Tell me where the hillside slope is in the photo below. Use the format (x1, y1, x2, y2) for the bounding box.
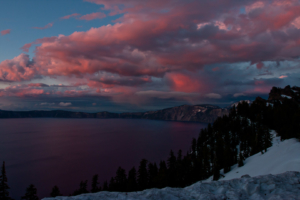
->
(206, 131, 300, 182)
(43, 133, 300, 200)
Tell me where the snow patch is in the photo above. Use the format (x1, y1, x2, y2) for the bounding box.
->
(266, 103, 274, 107)
(281, 95, 292, 99)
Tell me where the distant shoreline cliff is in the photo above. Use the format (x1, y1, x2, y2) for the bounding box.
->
(0, 104, 229, 124)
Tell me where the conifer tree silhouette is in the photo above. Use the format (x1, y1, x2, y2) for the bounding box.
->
(115, 167, 127, 192)
(0, 161, 12, 200)
(91, 174, 100, 193)
(127, 167, 137, 192)
(102, 180, 108, 191)
(137, 159, 148, 190)
(73, 180, 88, 195)
(147, 163, 158, 188)
(238, 152, 244, 167)
(167, 150, 177, 187)
(50, 185, 62, 197)
(21, 184, 38, 200)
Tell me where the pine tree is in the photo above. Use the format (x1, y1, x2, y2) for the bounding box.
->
(157, 161, 167, 188)
(167, 150, 177, 187)
(176, 150, 184, 187)
(21, 184, 38, 200)
(115, 167, 127, 192)
(102, 180, 108, 191)
(191, 138, 197, 159)
(238, 152, 244, 167)
(147, 163, 158, 188)
(0, 161, 11, 200)
(91, 174, 100, 193)
(50, 185, 62, 197)
(73, 180, 88, 195)
(212, 156, 220, 181)
(202, 145, 211, 179)
(108, 177, 116, 191)
(127, 167, 137, 192)
(137, 159, 148, 190)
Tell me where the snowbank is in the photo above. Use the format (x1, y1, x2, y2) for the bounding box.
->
(44, 172, 300, 200)
(206, 136, 300, 182)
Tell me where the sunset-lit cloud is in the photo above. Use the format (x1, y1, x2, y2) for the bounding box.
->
(279, 75, 288, 79)
(79, 12, 106, 20)
(1, 0, 300, 111)
(61, 13, 81, 20)
(233, 93, 246, 97)
(32, 22, 54, 30)
(59, 102, 72, 106)
(1, 29, 11, 36)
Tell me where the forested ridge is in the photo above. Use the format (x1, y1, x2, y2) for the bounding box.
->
(1, 86, 299, 198)
(66, 85, 299, 196)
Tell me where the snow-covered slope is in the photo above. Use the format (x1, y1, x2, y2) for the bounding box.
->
(206, 132, 300, 182)
(44, 133, 300, 200)
(44, 172, 300, 200)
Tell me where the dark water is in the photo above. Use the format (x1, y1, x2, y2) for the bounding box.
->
(0, 118, 206, 199)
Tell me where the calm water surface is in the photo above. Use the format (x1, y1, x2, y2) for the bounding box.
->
(0, 118, 206, 199)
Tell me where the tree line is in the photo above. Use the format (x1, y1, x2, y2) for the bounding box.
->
(1, 91, 299, 198)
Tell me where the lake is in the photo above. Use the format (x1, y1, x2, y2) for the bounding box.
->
(0, 118, 206, 199)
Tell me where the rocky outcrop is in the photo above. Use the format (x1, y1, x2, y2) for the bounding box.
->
(268, 85, 300, 104)
(139, 105, 229, 123)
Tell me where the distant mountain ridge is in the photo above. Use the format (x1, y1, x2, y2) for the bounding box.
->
(4, 84, 298, 124)
(7, 84, 298, 123)
(0, 104, 230, 123)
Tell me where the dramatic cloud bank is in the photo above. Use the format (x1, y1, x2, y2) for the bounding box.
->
(1, 0, 300, 111)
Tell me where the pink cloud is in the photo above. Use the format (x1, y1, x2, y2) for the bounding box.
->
(166, 72, 205, 93)
(79, 12, 106, 20)
(21, 43, 33, 52)
(212, 67, 220, 72)
(279, 75, 288, 79)
(28, 83, 49, 87)
(1, 29, 11, 36)
(32, 22, 54, 30)
(20, 36, 57, 52)
(0, 85, 45, 97)
(0, 54, 37, 81)
(0, 0, 300, 103)
(4, 0, 298, 83)
(256, 62, 264, 70)
(255, 80, 265, 85)
(245, 1, 265, 13)
(61, 13, 81, 20)
(291, 16, 300, 29)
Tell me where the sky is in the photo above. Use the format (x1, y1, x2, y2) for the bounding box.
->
(0, 0, 300, 112)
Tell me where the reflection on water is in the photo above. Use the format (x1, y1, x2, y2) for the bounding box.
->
(0, 118, 206, 199)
